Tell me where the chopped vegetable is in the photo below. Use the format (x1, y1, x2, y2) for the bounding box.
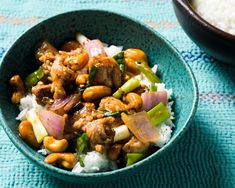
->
(138, 63, 161, 83)
(103, 111, 121, 118)
(113, 77, 140, 98)
(77, 133, 89, 153)
(85, 40, 107, 58)
(25, 66, 44, 88)
(76, 33, 89, 46)
(141, 91, 167, 111)
(113, 125, 131, 142)
(113, 51, 125, 74)
(126, 153, 145, 166)
(38, 110, 65, 139)
(26, 109, 48, 143)
(76, 133, 89, 167)
(88, 65, 97, 86)
(147, 102, 171, 126)
(121, 112, 160, 143)
(148, 83, 157, 92)
(50, 93, 81, 114)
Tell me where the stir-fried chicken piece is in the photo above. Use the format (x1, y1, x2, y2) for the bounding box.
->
(32, 82, 53, 105)
(98, 93, 142, 113)
(99, 97, 127, 112)
(123, 137, 150, 154)
(88, 56, 122, 88)
(83, 117, 115, 145)
(51, 50, 89, 99)
(36, 41, 89, 99)
(72, 103, 104, 131)
(36, 41, 58, 64)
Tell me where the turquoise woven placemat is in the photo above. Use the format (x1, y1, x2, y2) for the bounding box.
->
(0, 0, 234, 187)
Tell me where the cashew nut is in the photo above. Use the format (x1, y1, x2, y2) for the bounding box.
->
(44, 153, 77, 169)
(62, 52, 89, 71)
(19, 120, 40, 148)
(76, 74, 88, 85)
(9, 75, 25, 104)
(83, 86, 111, 102)
(43, 136, 68, 153)
(124, 93, 142, 110)
(124, 48, 148, 74)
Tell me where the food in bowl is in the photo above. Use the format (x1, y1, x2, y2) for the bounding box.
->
(9, 33, 175, 173)
(191, 0, 235, 35)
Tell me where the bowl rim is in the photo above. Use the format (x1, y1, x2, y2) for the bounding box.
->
(0, 9, 199, 181)
(174, 0, 235, 43)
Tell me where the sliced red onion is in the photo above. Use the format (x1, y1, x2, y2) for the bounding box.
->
(38, 110, 65, 139)
(50, 93, 81, 112)
(84, 39, 106, 58)
(141, 91, 167, 111)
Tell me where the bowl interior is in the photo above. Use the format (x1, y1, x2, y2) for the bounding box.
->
(0, 10, 198, 183)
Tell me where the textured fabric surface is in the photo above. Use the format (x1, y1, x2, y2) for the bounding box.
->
(0, 0, 234, 187)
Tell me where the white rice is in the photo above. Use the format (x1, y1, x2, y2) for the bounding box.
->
(37, 148, 51, 156)
(16, 94, 43, 121)
(153, 123, 172, 148)
(192, 0, 235, 35)
(72, 151, 115, 173)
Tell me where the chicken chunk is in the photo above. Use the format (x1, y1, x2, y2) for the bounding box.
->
(99, 97, 127, 112)
(83, 117, 115, 145)
(123, 137, 150, 153)
(36, 41, 58, 64)
(72, 103, 104, 131)
(31, 82, 53, 105)
(98, 93, 142, 113)
(88, 56, 121, 88)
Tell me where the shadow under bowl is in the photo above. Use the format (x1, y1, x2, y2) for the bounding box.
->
(172, 0, 235, 64)
(0, 10, 198, 183)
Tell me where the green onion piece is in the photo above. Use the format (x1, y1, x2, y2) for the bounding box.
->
(88, 65, 97, 86)
(138, 63, 161, 83)
(113, 88, 123, 99)
(148, 83, 157, 92)
(113, 77, 140, 99)
(25, 66, 44, 88)
(77, 154, 85, 167)
(126, 153, 145, 166)
(103, 111, 121, 118)
(77, 133, 89, 153)
(113, 51, 124, 59)
(113, 51, 125, 74)
(25, 110, 48, 143)
(147, 102, 171, 126)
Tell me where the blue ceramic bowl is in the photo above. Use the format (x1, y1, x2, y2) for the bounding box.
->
(0, 10, 198, 183)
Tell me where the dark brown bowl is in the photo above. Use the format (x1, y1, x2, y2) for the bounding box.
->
(172, 0, 235, 65)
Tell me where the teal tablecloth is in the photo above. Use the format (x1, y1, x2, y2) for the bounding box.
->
(0, 0, 234, 187)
